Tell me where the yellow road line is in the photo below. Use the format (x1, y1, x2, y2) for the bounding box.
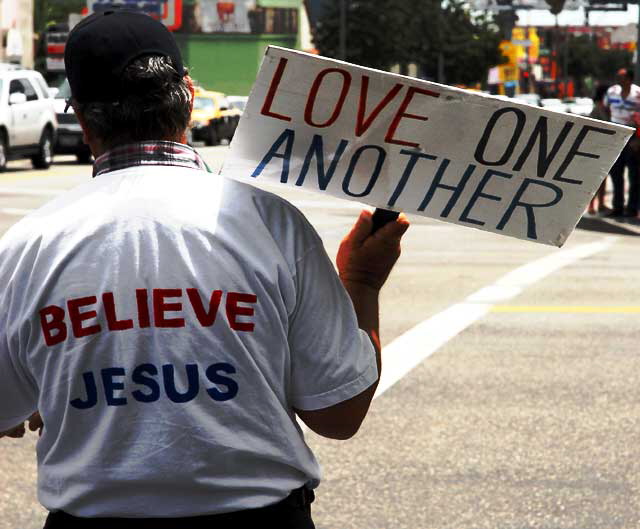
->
(491, 306, 640, 313)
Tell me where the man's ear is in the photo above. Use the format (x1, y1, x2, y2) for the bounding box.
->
(185, 75, 195, 115)
(72, 104, 91, 146)
(72, 103, 104, 157)
(178, 75, 195, 145)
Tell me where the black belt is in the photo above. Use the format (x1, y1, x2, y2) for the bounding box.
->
(280, 485, 315, 508)
(44, 487, 316, 529)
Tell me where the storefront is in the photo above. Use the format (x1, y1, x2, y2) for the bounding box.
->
(175, 3, 299, 94)
(177, 0, 307, 95)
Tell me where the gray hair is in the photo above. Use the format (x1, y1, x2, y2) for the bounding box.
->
(74, 55, 191, 148)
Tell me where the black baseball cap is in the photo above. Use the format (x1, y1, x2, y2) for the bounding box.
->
(64, 9, 185, 104)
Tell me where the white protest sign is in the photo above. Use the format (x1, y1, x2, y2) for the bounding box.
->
(223, 46, 632, 247)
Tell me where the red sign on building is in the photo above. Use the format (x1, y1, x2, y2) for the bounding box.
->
(87, 0, 183, 31)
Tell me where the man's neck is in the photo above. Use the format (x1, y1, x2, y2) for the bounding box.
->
(85, 131, 188, 159)
(92, 140, 206, 177)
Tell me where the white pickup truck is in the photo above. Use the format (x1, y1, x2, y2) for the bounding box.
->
(0, 67, 58, 171)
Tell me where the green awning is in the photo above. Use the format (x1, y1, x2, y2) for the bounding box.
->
(257, 0, 301, 8)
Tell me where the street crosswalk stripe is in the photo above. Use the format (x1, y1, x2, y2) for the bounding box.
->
(374, 237, 618, 399)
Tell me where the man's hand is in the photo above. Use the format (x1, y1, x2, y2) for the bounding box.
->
(297, 211, 409, 440)
(0, 412, 43, 440)
(337, 209, 410, 291)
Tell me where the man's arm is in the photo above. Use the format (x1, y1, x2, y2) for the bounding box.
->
(295, 210, 409, 440)
(0, 302, 40, 438)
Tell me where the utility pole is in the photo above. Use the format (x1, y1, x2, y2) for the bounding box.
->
(436, 0, 446, 83)
(554, 14, 560, 95)
(563, 25, 570, 97)
(339, 0, 347, 60)
(636, 1, 640, 82)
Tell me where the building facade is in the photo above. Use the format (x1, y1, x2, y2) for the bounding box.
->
(0, 0, 34, 68)
(171, 0, 312, 95)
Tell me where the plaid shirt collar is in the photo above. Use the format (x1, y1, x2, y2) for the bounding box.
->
(93, 141, 208, 177)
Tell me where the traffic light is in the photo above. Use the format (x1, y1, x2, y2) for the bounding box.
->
(545, 0, 566, 15)
(496, 10, 519, 40)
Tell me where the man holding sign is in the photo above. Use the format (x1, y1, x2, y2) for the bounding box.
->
(0, 10, 408, 528)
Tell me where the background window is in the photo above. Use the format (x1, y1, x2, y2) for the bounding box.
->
(9, 79, 38, 101)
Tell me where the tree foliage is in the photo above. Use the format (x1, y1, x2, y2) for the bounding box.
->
(314, 0, 505, 86)
(314, 0, 395, 70)
(34, 0, 85, 34)
(566, 34, 632, 86)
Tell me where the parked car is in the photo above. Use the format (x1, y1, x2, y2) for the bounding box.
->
(563, 97, 594, 116)
(53, 79, 92, 163)
(190, 88, 240, 146)
(540, 98, 567, 113)
(220, 97, 242, 141)
(0, 68, 57, 171)
(227, 95, 248, 114)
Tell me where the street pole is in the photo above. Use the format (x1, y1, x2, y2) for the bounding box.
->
(436, 1, 445, 83)
(339, 0, 347, 60)
(563, 25, 569, 97)
(554, 15, 559, 96)
(437, 53, 445, 84)
(636, 1, 640, 82)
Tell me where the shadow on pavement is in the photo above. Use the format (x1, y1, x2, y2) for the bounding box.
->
(576, 216, 640, 237)
(2, 166, 33, 173)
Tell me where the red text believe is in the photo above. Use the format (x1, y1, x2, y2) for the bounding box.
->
(39, 288, 258, 347)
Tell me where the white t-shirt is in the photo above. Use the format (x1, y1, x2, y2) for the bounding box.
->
(0, 166, 377, 517)
(605, 83, 640, 125)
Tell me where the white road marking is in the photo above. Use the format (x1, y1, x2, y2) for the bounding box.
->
(0, 208, 33, 216)
(0, 188, 616, 402)
(0, 187, 63, 197)
(374, 237, 617, 399)
(0, 182, 372, 214)
(0, 197, 363, 218)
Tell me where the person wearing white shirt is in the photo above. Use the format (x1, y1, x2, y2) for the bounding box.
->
(0, 10, 409, 529)
(604, 67, 640, 218)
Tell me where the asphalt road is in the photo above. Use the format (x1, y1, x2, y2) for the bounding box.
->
(1, 146, 640, 529)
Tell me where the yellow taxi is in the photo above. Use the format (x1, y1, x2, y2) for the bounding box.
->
(189, 88, 241, 146)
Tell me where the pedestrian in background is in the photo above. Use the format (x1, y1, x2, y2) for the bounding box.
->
(0, 10, 409, 528)
(604, 67, 640, 218)
(588, 84, 611, 215)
